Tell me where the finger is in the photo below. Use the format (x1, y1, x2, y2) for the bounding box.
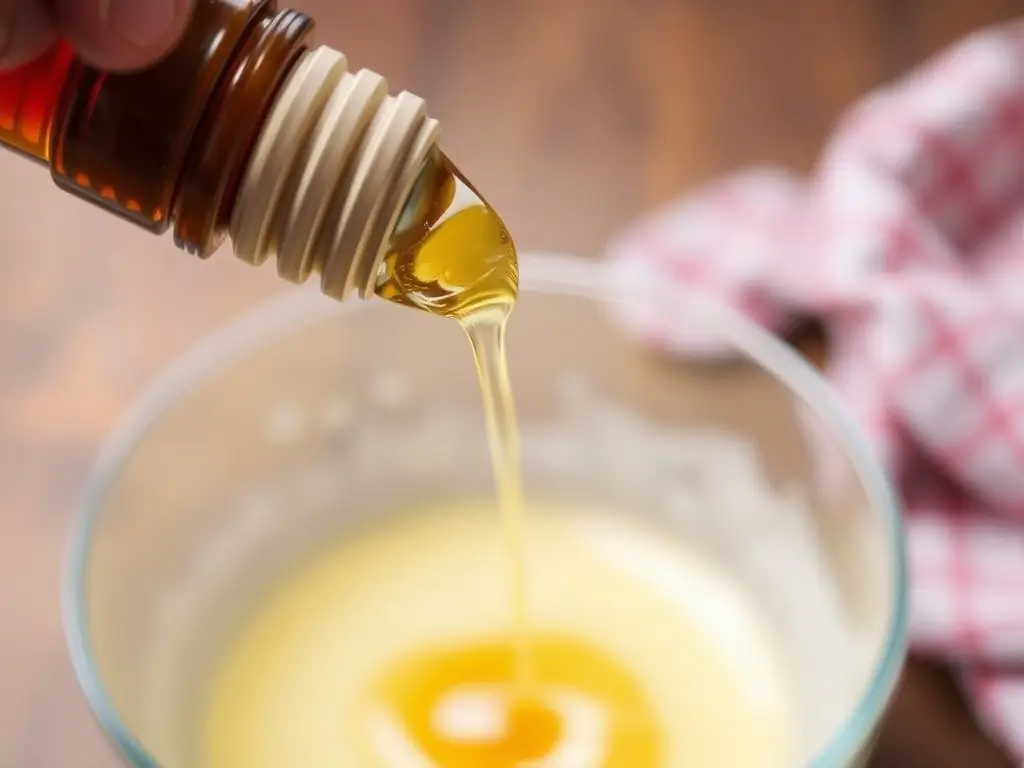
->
(0, 1, 58, 69)
(55, 0, 194, 71)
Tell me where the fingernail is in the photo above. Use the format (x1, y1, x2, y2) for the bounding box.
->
(100, 0, 177, 48)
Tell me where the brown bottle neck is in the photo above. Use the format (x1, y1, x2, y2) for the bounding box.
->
(45, 1, 306, 241)
(173, 6, 314, 258)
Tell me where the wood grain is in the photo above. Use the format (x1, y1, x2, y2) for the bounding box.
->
(0, 0, 1019, 765)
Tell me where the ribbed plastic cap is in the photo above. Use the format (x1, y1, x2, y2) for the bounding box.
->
(230, 46, 440, 300)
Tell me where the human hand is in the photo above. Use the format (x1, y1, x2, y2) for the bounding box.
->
(0, 0, 193, 70)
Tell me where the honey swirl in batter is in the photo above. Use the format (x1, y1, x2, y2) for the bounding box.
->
(372, 149, 661, 765)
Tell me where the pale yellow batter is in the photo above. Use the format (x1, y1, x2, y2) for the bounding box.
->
(202, 500, 796, 767)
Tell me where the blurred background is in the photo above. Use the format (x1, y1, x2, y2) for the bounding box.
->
(0, 0, 1021, 765)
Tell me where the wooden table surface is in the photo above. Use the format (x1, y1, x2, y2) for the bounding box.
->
(0, 1, 1020, 765)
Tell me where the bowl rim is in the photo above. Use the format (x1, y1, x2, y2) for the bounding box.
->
(63, 251, 907, 767)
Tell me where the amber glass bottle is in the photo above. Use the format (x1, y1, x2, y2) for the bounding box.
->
(0, 0, 441, 302)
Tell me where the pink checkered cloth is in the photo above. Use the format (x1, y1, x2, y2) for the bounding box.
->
(607, 20, 1024, 759)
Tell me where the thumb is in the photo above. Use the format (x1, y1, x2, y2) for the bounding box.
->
(57, 0, 194, 71)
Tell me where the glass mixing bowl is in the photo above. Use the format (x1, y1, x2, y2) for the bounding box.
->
(64, 253, 906, 767)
